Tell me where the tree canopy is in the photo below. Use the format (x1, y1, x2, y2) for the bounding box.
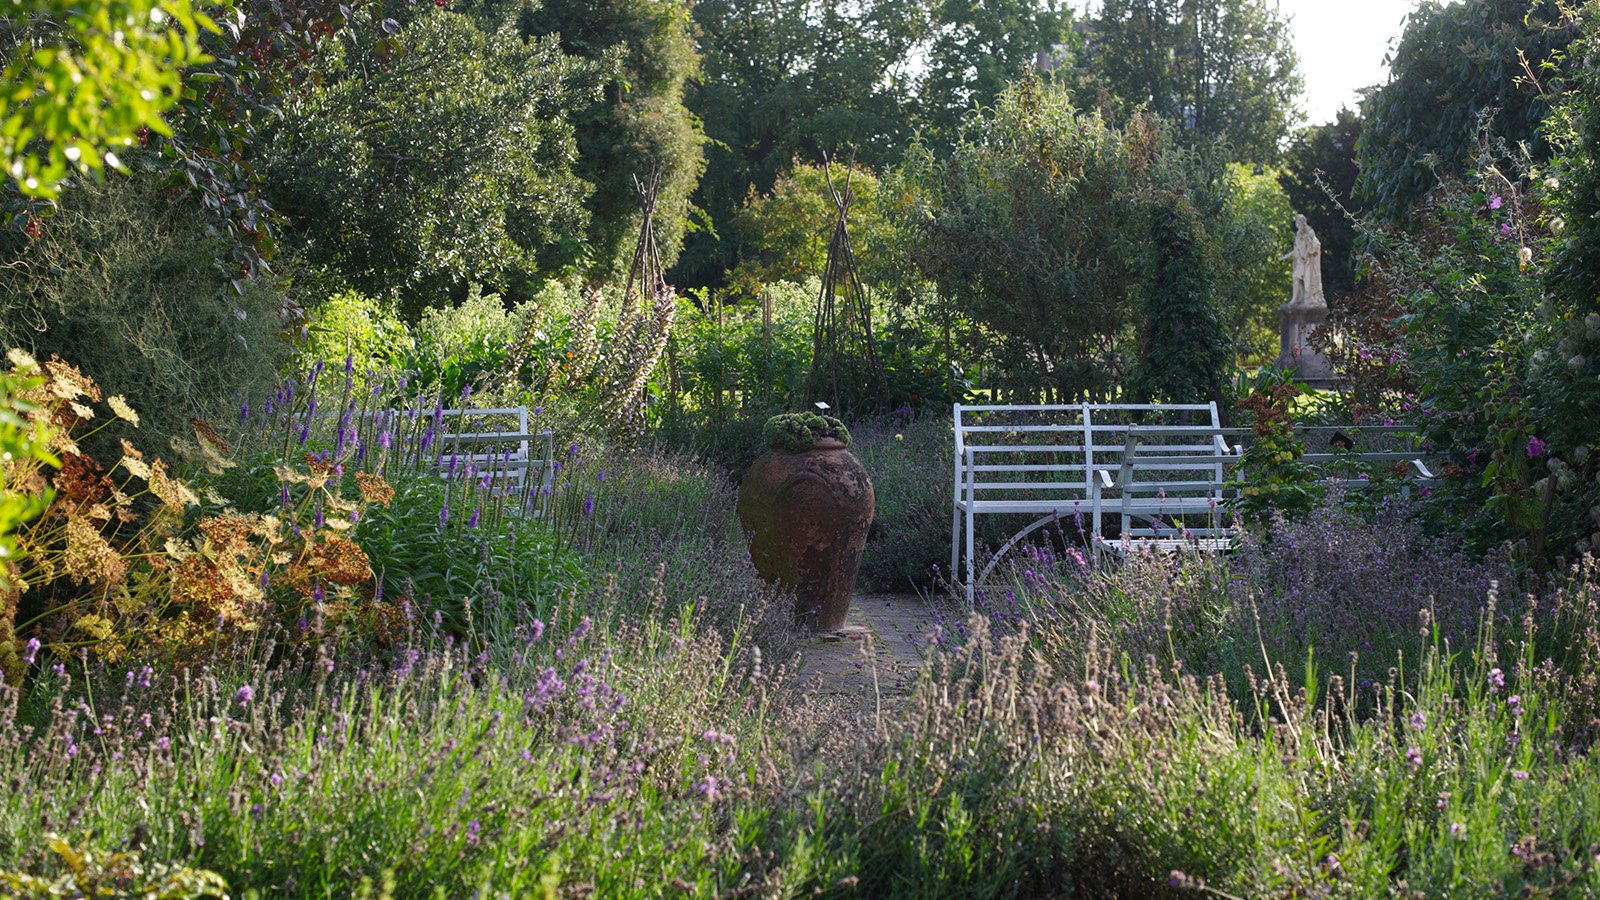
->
(260, 5, 599, 313)
(1357, 0, 1580, 221)
(524, 0, 704, 282)
(1080, 0, 1301, 164)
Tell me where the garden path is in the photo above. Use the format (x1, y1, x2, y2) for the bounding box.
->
(796, 593, 952, 701)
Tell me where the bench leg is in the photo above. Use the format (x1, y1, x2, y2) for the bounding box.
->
(964, 504, 975, 605)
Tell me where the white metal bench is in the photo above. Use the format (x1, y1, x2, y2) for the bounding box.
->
(951, 406, 1440, 602)
(951, 402, 1235, 602)
(1088, 422, 1241, 563)
(1291, 424, 1437, 496)
(429, 406, 554, 507)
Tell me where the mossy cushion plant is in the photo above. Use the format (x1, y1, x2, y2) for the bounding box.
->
(762, 413, 851, 453)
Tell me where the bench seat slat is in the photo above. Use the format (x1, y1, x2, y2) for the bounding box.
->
(963, 481, 1092, 491)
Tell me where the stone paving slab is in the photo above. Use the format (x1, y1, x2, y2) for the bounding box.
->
(796, 593, 955, 699)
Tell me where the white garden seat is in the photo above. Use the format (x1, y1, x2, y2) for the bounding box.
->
(1087, 423, 1241, 563)
(950, 405, 1443, 602)
(951, 402, 1236, 602)
(431, 406, 554, 508)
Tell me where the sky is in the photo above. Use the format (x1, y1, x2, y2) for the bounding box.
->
(1279, 0, 1434, 124)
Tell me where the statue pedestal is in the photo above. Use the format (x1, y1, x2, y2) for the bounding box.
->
(1277, 300, 1337, 388)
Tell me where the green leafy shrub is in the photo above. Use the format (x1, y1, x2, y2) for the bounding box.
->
(0, 176, 290, 453)
(350, 472, 582, 637)
(301, 290, 414, 387)
(260, 7, 599, 311)
(761, 412, 850, 453)
(404, 284, 535, 401)
(1227, 367, 1323, 520)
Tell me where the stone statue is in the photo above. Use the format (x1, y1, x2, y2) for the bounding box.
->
(1280, 213, 1325, 307)
(1277, 213, 1336, 385)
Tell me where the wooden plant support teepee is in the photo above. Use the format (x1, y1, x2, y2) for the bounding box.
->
(807, 155, 886, 415)
(593, 170, 675, 440)
(490, 171, 676, 442)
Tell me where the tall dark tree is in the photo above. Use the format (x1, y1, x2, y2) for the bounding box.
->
(1278, 107, 1365, 297)
(918, 0, 1077, 150)
(1357, 0, 1580, 221)
(678, 0, 932, 291)
(1133, 193, 1229, 404)
(1082, 0, 1301, 163)
(524, 0, 705, 282)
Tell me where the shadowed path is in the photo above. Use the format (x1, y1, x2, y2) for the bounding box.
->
(796, 593, 953, 700)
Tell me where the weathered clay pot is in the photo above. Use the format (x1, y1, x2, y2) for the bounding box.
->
(737, 437, 875, 632)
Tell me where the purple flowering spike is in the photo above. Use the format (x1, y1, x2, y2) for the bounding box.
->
(583, 494, 595, 517)
(440, 503, 450, 529)
(468, 506, 481, 529)
(22, 637, 40, 665)
(235, 685, 254, 706)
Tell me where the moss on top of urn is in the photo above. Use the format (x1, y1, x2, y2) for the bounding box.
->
(763, 412, 851, 453)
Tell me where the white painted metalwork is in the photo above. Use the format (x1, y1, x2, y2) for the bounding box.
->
(433, 406, 555, 511)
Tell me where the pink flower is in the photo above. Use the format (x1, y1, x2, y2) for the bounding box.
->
(1488, 193, 1503, 210)
(1526, 437, 1549, 458)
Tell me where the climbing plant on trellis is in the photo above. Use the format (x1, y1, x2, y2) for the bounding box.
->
(494, 171, 676, 441)
(806, 156, 886, 415)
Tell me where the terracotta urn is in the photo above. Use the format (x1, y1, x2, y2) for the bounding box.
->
(738, 435, 875, 632)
